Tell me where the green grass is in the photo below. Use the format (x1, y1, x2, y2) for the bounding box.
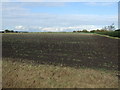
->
(95, 33, 120, 39)
(96, 31, 120, 38)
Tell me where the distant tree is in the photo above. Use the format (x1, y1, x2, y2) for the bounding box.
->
(0, 31, 4, 33)
(4, 29, 10, 33)
(4, 29, 15, 33)
(100, 29, 108, 32)
(95, 29, 100, 32)
(90, 29, 105, 33)
(115, 29, 120, 31)
(102, 26, 108, 31)
(73, 31, 76, 32)
(102, 23, 115, 31)
(81, 29, 88, 33)
(90, 30, 95, 33)
(15, 31, 18, 33)
(11, 30, 14, 33)
(77, 31, 81, 33)
(109, 23, 115, 31)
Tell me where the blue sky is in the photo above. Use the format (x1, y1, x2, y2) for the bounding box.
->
(26, 2, 117, 15)
(1, 2, 118, 32)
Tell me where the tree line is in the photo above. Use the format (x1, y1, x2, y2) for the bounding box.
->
(73, 23, 118, 33)
(0, 29, 28, 33)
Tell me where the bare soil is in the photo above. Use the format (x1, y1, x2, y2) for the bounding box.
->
(2, 33, 119, 70)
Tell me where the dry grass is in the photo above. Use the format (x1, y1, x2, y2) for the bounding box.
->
(0, 60, 2, 89)
(2, 58, 118, 88)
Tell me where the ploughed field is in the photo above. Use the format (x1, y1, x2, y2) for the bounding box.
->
(2, 33, 119, 70)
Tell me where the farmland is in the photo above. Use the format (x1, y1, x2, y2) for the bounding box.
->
(2, 33, 119, 88)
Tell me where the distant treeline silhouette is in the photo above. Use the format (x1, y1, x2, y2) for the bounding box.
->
(0, 29, 28, 33)
(73, 29, 120, 33)
(73, 29, 120, 38)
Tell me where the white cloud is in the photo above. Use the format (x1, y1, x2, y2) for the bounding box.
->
(66, 25, 103, 31)
(42, 28, 56, 32)
(15, 26, 26, 30)
(3, 12, 117, 31)
(40, 27, 62, 32)
(37, 25, 103, 32)
(12, 24, 115, 32)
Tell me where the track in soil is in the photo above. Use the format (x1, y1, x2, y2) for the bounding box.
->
(2, 33, 119, 70)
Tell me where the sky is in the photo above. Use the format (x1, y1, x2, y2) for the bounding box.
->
(1, 1, 119, 32)
(118, 2, 120, 29)
(1, 0, 120, 2)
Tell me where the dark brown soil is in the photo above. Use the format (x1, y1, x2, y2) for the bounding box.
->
(2, 33, 119, 70)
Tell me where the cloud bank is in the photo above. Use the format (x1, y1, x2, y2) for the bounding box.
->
(13, 25, 103, 32)
(2, 2, 118, 32)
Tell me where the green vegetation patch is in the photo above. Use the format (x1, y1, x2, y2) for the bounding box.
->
(96, 31, 120, 38)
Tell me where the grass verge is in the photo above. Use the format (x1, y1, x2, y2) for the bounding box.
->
(95, 33, 120, 39)
(2, 58, 118, 88)
(95, 31, 120, 39)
